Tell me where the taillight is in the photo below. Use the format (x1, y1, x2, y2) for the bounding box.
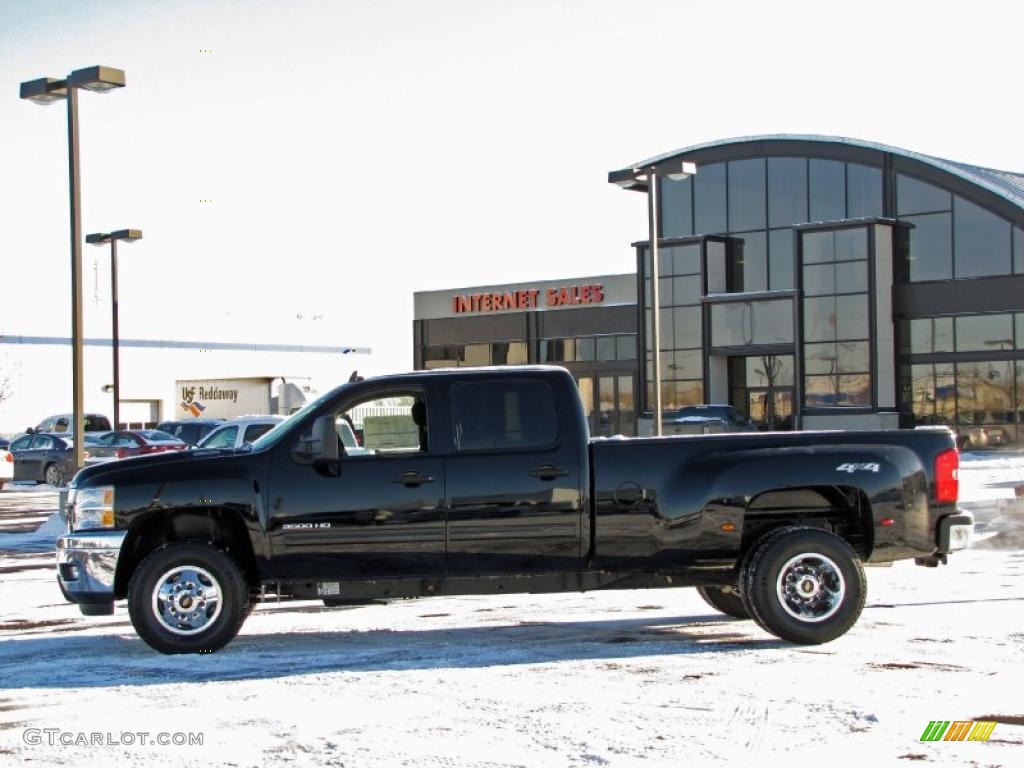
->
(935, 448, 959, 504)
(3, 452, 12, 463)
(115, 449, 126, 459)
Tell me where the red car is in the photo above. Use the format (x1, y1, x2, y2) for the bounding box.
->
(85, 430, 186, 463)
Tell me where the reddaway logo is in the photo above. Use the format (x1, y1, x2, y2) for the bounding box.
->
(920, 720, 996, 742)
(180, 386, 206, 418)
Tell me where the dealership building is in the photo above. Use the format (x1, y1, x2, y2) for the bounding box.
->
(415, 135, 1024, 444)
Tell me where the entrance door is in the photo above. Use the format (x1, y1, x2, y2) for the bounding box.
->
(746, 387, 794, 430)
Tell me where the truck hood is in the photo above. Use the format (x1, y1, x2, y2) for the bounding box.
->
(71, 446, 249, 488)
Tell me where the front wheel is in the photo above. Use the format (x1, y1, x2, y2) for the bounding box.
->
(696, 585, 749, 619)
(740, 526, 866, 644)
(128, 542, 250, 654)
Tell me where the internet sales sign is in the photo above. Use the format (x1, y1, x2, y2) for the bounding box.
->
(452, 283, 605, 314)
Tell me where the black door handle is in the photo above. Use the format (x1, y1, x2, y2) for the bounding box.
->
(392, 470, 434, 487)
(528, 464, 569, 480)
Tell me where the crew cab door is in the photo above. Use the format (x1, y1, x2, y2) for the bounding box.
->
(266, 383, 445, 581)
(443, 376, 584, 574)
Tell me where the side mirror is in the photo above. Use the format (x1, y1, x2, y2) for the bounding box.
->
(293, 414, 340, 466)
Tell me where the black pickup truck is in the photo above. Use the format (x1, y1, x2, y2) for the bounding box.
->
(58, 366, 972, 654)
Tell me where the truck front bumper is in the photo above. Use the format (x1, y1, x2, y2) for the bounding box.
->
(56, 530, 126, 616)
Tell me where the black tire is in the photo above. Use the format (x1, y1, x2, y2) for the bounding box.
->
(128, 541, 250, 654)
(44, 463, 63, 487)
(57, 575, 74, 603)
(739, 526, 866, 645)
(696, 585, 749, 619)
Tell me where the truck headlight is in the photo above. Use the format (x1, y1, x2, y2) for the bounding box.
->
(73, 486, 116, 530)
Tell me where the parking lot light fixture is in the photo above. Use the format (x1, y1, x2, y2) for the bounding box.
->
(20, 65, 126, 473)
(87, 229, 143, 430)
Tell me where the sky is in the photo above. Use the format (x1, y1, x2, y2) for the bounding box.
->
(1, 0, 1023, 379)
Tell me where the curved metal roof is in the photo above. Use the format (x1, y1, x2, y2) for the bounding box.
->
(610, 134, 1024, 211)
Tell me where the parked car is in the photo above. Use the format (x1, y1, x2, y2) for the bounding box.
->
(0, 448, 12, 489)
(85, 430, 186, 464)
(29, 413, 112, 434)
(662, 405, 759, 435)
(155, 419, 225, 448)
(9, 432, 105, 486)
(59, 366, 970, 654)
(196, 416, 284, 449)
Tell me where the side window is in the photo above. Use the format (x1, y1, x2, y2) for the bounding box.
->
(450, 380, 558, 452)
(11, 436, 32, 451)
(99, 433, 117, 446)
(114, 434, 136, 447)
(54, 418, 69, 433)
(243, 424, 274, 443)
(337, 392, 425, 456)
(203, 426, 238, 448)
(30, 436, 53, 450)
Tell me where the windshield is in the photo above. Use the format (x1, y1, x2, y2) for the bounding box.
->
(248, 384, 347, 451)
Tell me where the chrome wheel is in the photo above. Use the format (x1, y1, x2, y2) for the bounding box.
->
(151, 565, 223, 635)
(775, 552, 845, 623)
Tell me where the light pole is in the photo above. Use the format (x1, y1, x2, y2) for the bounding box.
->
(20, 66, 126, 472)
(632, 161, 697, 436)
(87, 229, 143, 429)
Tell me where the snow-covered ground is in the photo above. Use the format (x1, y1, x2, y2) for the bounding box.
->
(0, 457, 1021, 767)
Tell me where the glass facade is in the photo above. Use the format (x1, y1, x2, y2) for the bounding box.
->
(626, 137, 1024, 438)
(800, 227, 872, 408)
(423, 341, 528, 368)
(642, 243, 703, 409)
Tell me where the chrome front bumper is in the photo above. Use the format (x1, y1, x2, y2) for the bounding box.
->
(56, 530, 126, 614)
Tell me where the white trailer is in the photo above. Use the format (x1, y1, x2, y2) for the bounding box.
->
(174, 377, 308, 420)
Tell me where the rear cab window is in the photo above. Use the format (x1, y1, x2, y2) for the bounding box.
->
(449, 379, 558, 452)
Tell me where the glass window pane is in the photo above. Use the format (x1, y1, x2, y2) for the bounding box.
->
(711, 302, 747, 347)
(804, 374, 870, 407)
(617, 376, 635, 437)
(835, 227, 868, 261)
(955, 314, 1014, 352)
(897, 174, 951, 215)
(908, 317, 954, 354)
(804, 296, 836, 342)
(658, 276, 673, 307)
(672, 306, 702, 349)
(835, 260, 868, 294)
(450, 380, 558, 451)
(768, 157, 807, 228)
(669, 349, 703, 379)
(745, 355, 794, 387)
(575, 337, 595, 361)
(659, 308, 673, 350)
(1017, 314, 1024, 350)
(597, 376, 616, 437)
(809, 159, 845, 222)
(616, 335, 637, 360)
(803, 230, 834, 264)
(953, 197, 1012, 278)
(752, 299, 793, 344)
(508, 341, 527, 365)
(661, 176, 693, 239)
(577, 376, 594, 433)
(956, 360, 1015, 426)
(1015, 227, 1024, 274)
(836, 340, 870, 373)
(596, 336, 617, 362)
(838, 374, 871, 406)
(769, 228, 795, 289)
(694, 162, 727, 234)
(672, 244, 702, 275)
(804, 342, 838, 375)
(904, 213, 952, 281)
(728, 158, 766, 232)
(732, 231, 767, 292)
(835, 294, 870, 340)
(672, 274, 702, 305)
(463, 343, 490, 366)
(803, 264, 835, 297)
(846, 164, 883, 218)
